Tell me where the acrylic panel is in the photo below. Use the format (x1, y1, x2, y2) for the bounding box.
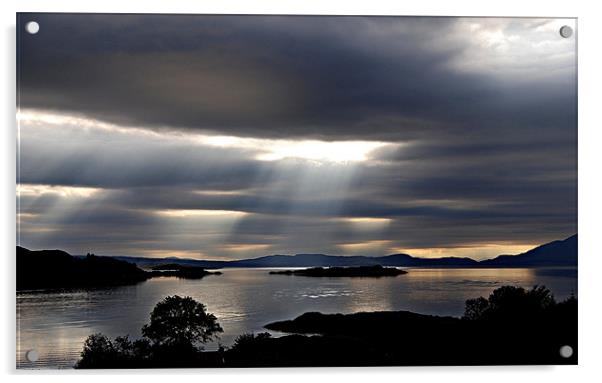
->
(16, 13, 577, 369)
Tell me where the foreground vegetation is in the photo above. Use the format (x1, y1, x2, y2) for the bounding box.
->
(76, 296, 224, 368)
(75, 285, 577, 368)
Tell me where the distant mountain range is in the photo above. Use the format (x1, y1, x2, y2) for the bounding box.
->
(111, 234, 577, 269)
(479, 234, 577, 267)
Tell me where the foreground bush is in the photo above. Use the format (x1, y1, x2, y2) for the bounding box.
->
(76, 295, 223, 368)
(463, 285, 569, 321)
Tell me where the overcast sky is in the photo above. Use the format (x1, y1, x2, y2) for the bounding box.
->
(17, 14, 576, 260)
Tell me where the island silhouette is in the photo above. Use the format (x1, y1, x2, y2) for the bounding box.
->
(269, 265, 407, 277)
(149, 264, 222, 279)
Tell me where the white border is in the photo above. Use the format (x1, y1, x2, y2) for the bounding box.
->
(2, 1, 602, 382)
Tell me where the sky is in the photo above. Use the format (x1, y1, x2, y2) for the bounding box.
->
(17, 14, 577, 260)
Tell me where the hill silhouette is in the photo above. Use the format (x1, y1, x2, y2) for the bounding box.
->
(17, 246, 149, 290)
(109, 256, 230, 269)
(111, 234, 577, 269)
(113, 252, 480, 269)
(479, 234, 577, 267)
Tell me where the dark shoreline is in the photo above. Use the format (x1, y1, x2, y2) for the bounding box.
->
(16, 246, 221, 291)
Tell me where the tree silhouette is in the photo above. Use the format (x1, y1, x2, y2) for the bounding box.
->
(76, 333, 118, 368)
(463, 285, 556, 321)
(231, 332, 272, 351)
(463, 296, 489, 320)
(141, 295, 223, 347)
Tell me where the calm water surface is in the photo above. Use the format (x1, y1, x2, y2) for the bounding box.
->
(16, 267, 577, 369)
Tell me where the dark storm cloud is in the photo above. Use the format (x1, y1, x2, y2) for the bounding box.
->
(19, 134, 264, 189)
(105, 186, 559, 221)
(18, 14, 575, 141)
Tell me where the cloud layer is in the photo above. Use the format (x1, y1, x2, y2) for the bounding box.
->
(17, 14, 577, 259)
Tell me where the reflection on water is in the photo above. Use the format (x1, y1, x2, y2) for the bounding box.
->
(16, 267, 577, 369)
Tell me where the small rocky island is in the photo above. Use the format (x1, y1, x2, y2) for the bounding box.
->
(149, 263, 222, 279)
(269, 265, 407, 277)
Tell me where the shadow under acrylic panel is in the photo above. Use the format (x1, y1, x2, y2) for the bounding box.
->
(16, 13, 577, 369)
